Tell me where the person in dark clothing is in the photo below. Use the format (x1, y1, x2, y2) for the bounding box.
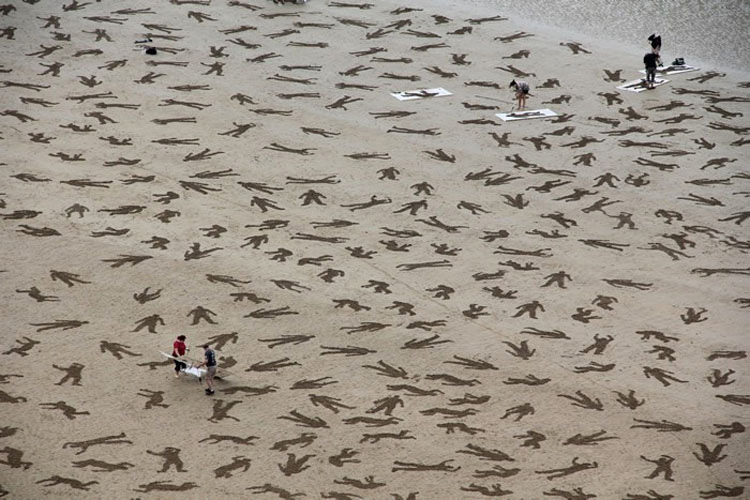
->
(648, 33, 661, 55)
(643, 52, 660, 89)
(171, 335, 188, 378)
(197, 344, 217, 395)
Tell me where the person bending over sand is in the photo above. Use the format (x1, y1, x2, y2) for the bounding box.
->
(510, 79, 530, 110)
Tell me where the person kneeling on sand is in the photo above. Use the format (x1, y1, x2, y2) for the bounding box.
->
(510, 79, 530, 110)
(197, 344, 217, 395)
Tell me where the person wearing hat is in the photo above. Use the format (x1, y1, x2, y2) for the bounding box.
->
(171, 335, 188, 378)
(197, 344, 217, 395)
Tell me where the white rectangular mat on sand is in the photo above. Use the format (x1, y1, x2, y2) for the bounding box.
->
(391, 87, 452, 101)
(496, 108, 557, 121)
(639, 65, 698, 76)
(617, 78, 669, 93)
(184, 366, 205, 378)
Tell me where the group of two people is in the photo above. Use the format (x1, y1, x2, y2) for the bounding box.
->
(643, 33, 663, 89)
(509, 33, 665, 110)
(172, 335, 217, 395)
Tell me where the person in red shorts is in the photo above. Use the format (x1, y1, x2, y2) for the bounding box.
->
(172, 335, 188, 378)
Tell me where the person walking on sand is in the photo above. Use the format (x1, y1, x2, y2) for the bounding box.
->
(643, 51, 660, 89)
(510, 79, 530, 110)
(172, 335, 188, 378)
(197, 344, 217, 395)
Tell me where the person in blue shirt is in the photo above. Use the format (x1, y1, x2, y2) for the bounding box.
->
(198, 344, 217, 395)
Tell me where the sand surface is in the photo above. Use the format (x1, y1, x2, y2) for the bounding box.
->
(0, 0, 749, 499)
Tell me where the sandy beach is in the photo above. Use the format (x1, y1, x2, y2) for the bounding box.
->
(1, 0, 748, 498)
